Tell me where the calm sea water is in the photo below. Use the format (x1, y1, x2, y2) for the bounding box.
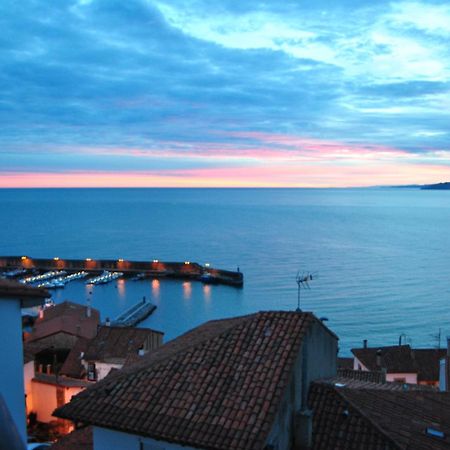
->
(1, 188, 450, 354)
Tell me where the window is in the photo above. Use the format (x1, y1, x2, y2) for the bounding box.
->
(393, 377, 406, 383)
(56, 387, 65, 408)
(87, 362, 97, 381)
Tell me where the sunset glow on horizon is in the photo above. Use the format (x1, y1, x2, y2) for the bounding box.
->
(1, 0, 450, 187)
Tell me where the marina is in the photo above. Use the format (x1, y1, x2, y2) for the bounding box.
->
(86, 271, 124, 285)
(0, 256, 244, 287)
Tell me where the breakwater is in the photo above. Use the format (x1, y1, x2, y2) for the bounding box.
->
(0, 256, 243, 287)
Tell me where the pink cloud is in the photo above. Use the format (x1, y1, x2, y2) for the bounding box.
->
(1, 160, 450, 188)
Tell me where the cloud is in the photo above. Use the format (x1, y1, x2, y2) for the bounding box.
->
(1, 0, 450, 186)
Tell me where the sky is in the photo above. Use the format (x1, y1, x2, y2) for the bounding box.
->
(1, 0, 450, 187)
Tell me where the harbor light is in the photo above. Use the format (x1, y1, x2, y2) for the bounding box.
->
(205, 263, 210, 267)
(184, 261, 190, 265)
(86, 258, 92, 262)
(153, 259, 159, 263)
(53, 257, 60, 261)
(118, 259, 124, 262)
(21, 256, 27, 260)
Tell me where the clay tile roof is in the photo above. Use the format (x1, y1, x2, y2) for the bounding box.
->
(55, 311, 321, 450)
(59, 338, 90, 379)
(413, 349, 447, 382)
(318, 376, 435, 391)
(0, 279, 48, 307)
(337, 357, 354, 370)
(352, 345, 446, 382)
(50, 426, 93, 450)
(83, 326, 163, 364)
(337, 368, 386, 384)
(309, 382, 450, 450)
(352, 345, 417, 373)
(27, 301, 100, 342)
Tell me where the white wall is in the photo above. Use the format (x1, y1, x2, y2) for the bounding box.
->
(24, 360, 35, 413)
(0, 298, 27, 443)
(96, 362, 122, 381)
(93, 427, 202, 450)
(386, 372, 417, 384)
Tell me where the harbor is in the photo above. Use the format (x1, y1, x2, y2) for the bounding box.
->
(0, 256, 244, 287)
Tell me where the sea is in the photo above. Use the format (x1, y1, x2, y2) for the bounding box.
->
(1, 187, 449, 355)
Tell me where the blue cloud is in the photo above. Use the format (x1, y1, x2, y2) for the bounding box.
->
(1, 0, 450, 177)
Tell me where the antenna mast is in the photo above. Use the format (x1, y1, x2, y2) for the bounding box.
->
(295, 272, 314, 312)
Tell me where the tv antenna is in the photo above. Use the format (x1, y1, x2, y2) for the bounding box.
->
(295, 271, 315, 312)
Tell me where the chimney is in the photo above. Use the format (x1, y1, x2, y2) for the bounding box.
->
(105, 317, 111, 327)
(363, 339, 368, 349)
(376, 349, 382, 368)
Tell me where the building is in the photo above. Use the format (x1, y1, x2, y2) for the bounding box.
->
(352, 343, 445, 386)
(59, 325, 164, 382)
(25, 322, 163, 426)
(308, 379, 450, 449)
(26, 300, 101, 346)
(23, 301, 101, 425)
(55, 311, 338, 450)
(0, 279, 48, 444)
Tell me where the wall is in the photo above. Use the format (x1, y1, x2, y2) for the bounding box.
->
(353, 358, 418, 384)
(0, 297, 27, 443)
(386, 372, 417, 384)
(93, 427, 202, 450)
(95, 362, 122, 381)
(265, 320, 338, 450)
(31, 380, 84, 423)
(24, 360, 35, 414)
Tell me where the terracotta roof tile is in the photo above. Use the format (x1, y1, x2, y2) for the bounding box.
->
(309, 382, 450, 450)
(55, 311, 320, 450)
(27, 301, 100, 342)
(352, 345, 446, 382)
(50, 426, 92, 450)
(83, 326, 163, 363)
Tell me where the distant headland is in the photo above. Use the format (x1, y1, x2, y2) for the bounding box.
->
(421, 182, 450, 190)
(390, 182, 450, 190)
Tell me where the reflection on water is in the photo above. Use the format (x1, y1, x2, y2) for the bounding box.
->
(152, 279, 160, 299)
(183, 281, 192, 300)
(116, 279, 126, 300)
(203, 284, 211, 301)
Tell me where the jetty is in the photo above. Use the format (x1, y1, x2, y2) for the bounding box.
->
(110, 297, 156, 327)
(0, 256, 244, 287)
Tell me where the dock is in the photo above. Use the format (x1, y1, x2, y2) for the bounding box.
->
(110, 297, 156, 327)
(0, 256, 244, 287)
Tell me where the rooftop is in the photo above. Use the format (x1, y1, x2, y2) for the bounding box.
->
(27, 301, 100, 342)
(55, 311, 327, 450)
(309, 382, 450, 449)
(60, 326, 163, 378)
(352, 345, 446, 381)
